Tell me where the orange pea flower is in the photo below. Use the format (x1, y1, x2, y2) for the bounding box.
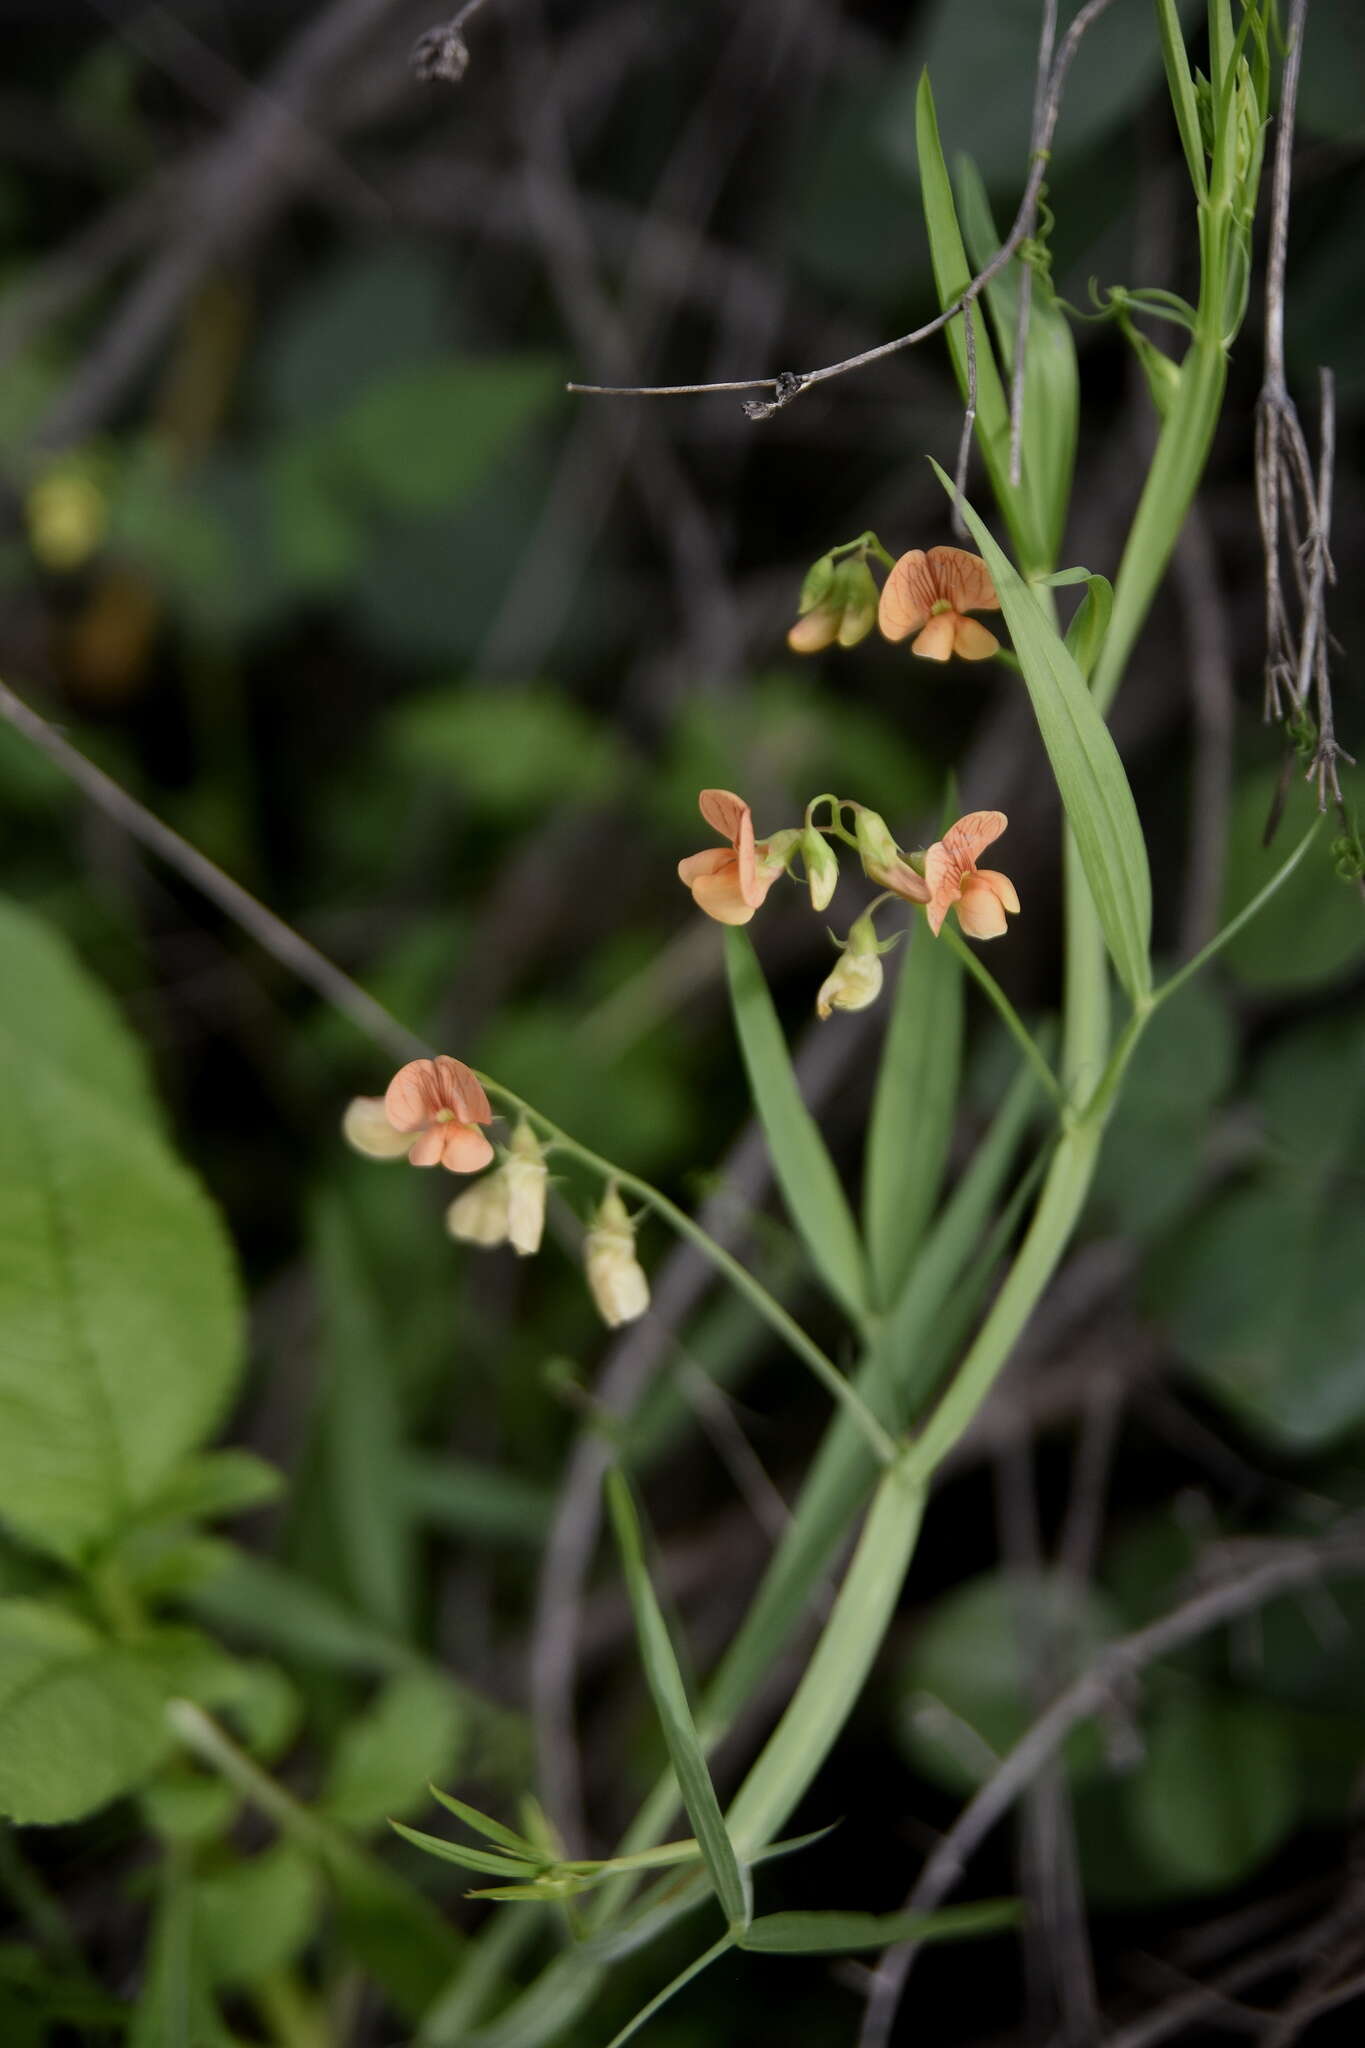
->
(382, 1055, 495, 1171)
(677, 789, 788, 926)
(925, 811, 1020, 940)
(878, 546, 1001, 662)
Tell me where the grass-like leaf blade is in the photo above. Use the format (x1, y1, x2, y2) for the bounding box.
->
(738, 1898, 1020, 1954)
(932, 466, 1153, 1005)
(606, 1469, 751, 1930)
(723, 929, 868, 1324)
(388, 1821, 540, 1881)
(863, 921, 962, 1310)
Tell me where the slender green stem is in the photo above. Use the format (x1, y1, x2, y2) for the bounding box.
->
(1154, 819, 1321, 1010)
(480, 1081, 898, 1466)
(940, 925, 1063, 1107)
(600, 1933, 736, 2048)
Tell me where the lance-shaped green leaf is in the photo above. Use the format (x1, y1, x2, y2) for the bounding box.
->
(863, 922, 962, 1310)
(389, 1823, 540, 1881)
(916, 72, 1043, 573)
(606, 1469, 751, 1930)
(738, 1897, 1020, 1953)
(932, 466, 1153, 1004)
(956, 155, 1077, 571)
(723, 929, 868, 1324)
(1063, 574, 1114, 684)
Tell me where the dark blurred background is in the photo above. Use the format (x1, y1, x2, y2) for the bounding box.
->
(1, 1, 1364, 2042)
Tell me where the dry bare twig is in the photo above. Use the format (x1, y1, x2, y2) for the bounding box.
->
(566, 0, 1119, 419)
(1253, 0, 1353, 814)
(857, 1524, 1365, 2048)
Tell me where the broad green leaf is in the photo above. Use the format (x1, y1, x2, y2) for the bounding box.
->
(739, 1898, 1019, 1953)
(0, 1044, 243, 1564)
(1091, 975, 1234, 1239)
(723, 929, 868, 1323)
(196, 1844, 321, 1986)
(915, 72, 1041, 572)
(322, 1671, 464, 1830)
(1252, 1011, 1365, 1182)
(0, 1602, 169, 1824)
(1217, 772, 1365, 992)
(955, 155, 1077, 568)
(898, 1571, 1119, 1795)
(334, 358, 559, 514)
(863, 921, 962, 1310)
(934, 468, 1153, 1003)
(606, 1469, 751, 1929)
(313, 1196, 412, 1636)
(1148, 1182, 1365, 1450)
(1126, 1696, 1298, 1890)
(0, 896, 157, 1124)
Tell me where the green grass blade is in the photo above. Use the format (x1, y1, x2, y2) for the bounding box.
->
(1155, 0, 1210, 199)
(738, 1898, 1020, 1953)
(313, 1195, 413, 1636)
(388, 1824, 540, 1881)
(1062, 574, 1114, 684)
(933, 465, 1153, 1005)
(955, 153, 1078, 569)
(915, 71, 1042, 572)
(863, 921, 962, 1310)
(701, 1056, 1042, 1742)
(606, 1470, 751, 1930)
(427, 1788, 540, 1858)
(726, 1462, 925, 1856)
(723, 929, 868, 1324)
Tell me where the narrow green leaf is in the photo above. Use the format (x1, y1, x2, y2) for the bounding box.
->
(726, 1464, 925, 1857)
(1155, 0, 1210, 199)
(863, 921, 962, 1309)
(389, 1822, 540, 1881)
(955, 154, 1078, 569)
(932, 466, 1153, 1004)
(401, 1453, 553, 1545)
(738, 1898, 1020, 1954)
(702, 1059, 1042, 1742)
(428, 1789, 541, 1859)
(915, 72, 1042, 572)
(187, 1551, 411, 1674)
(1063, 575, 1114, 684)
(313, 1195, 413, 1635)
(606, 1469, 751, 1930)
(723, 929, 867, 1323)
(139, 1450, 284, 1527)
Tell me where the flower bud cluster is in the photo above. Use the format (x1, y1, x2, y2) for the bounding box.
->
(342, 1060, 650, 1331)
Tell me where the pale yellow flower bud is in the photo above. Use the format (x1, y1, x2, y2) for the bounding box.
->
(503, 1120, 549, 1256)
(445, 1172, 512, 1248)
(584, 1188, 650, 1328)
(342, 1096, 415, 1160)
(816, 948, 884, 1019)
